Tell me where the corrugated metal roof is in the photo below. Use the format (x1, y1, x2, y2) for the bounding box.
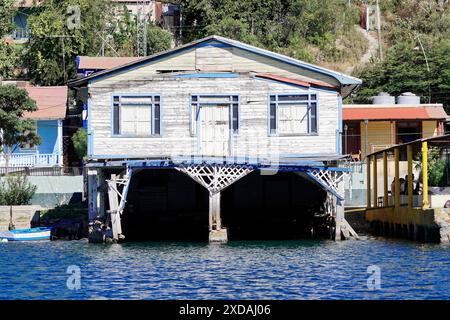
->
(23, 86, 68, 120)
(343, 105, 448, 121)
(77, 56, 141, 71)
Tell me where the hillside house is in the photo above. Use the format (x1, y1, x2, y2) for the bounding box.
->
(69, 35, 362, 243)
(0, 82, 67, 168)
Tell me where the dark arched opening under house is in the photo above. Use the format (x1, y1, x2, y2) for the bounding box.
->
(120, 169, 210, 241)
(221, 171, 329, 240)
(116, 169, 329, 242)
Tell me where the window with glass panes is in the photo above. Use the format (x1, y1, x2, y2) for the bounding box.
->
(269, 94, 317, 135)
(112, 95, 161, 137)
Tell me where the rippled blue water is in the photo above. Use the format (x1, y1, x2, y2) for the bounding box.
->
(0, 236, 449, 300)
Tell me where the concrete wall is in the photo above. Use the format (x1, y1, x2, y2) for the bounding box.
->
(28, 176, 83, 208)
(365, 206, 450, 243)
(0, 205, 41, 231)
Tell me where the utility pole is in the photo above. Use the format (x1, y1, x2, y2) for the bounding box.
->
(376, 0, 383, 61)
(137, 0, 150, 57)
(44, 35, 75, 83)
(415, 33, 431, 103)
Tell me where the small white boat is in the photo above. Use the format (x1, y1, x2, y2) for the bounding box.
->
(0, 227, 52, 241)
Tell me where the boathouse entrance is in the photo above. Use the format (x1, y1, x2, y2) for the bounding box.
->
(86, 157, 354, 243)
(221, 171, 328, 240)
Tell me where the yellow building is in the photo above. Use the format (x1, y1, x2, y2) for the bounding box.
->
(343, 99, 448, 160)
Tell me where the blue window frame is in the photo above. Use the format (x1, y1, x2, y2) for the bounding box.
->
(112, 94, 161, 137)
(190, 95, 239, 136)
(269, 93, 318, 135)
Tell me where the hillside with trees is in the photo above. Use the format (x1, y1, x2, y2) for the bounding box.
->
(0, 0, 449, 110)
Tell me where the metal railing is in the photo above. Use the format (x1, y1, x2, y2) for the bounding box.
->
(0, 166, 83, 177)
(12, 28, 31, 40)
(0, 153, 60, 167)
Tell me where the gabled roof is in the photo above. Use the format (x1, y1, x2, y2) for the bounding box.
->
(23, 86, 68, 120)
(76, 56, 141, 71)
(343, 104, 448, 121)
(68, 35, 362, 92)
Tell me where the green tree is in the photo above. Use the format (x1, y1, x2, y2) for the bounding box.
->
(0, 86, 41, 169)
(0, 0, 15, 36)
(0, 175, 37, 206)
(25, 0, 174, 85)
(352, 39, 450, 111)
(0, 40, 19, 79)
(147, 25, 173, 55)
(71, 127, 87, 160)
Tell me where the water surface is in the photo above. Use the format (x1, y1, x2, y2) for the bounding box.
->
(0, 237, 449, 299)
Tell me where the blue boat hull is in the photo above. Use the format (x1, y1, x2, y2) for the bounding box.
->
(0, 227, 51, 241)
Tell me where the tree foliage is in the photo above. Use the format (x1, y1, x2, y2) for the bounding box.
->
(0, 86, 41, 167)
(25, 1, 174, 86)
(352, 1, 450, 110)
(71, 127, 87, 160)
(179, 0, 362, 64)
(0, 0, 15, 36)
(0, 175, 37, 206)
(0, 41, 19, 79)
(147, 25, 173, 55)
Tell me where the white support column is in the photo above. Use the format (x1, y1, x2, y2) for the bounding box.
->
(208, 191, 227, 243)
(334, 178, 345, 240)
(57, 119, 63, 167)
(108, 174, 122, 241)
(176, 164, 254, 243)
(105, 169, 132, 242)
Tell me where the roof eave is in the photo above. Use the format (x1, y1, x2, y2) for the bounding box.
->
(68, 35, 362, 88)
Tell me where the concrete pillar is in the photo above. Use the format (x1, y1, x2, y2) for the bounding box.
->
(208, 192, 227, 243)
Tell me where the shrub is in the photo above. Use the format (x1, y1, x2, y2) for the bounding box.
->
(0, 175, 37, 205)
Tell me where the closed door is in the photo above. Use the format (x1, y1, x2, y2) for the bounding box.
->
(199, 105, 230, 156)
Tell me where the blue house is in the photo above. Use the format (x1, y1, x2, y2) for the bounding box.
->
(0, 84, 67, 168)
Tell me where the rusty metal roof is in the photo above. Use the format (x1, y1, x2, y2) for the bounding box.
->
(77, 56, 142, 71)
(23, 86, 68, 120)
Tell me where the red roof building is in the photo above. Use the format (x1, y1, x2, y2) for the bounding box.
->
(343, 103, 448, 159)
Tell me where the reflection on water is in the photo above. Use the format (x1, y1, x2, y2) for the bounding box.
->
(0, 236, 449, 300)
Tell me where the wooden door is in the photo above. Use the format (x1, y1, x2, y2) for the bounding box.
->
(199, 105, 230, 156)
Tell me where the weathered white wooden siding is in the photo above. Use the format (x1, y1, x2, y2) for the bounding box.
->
(88, 76, 339, 158)
(90, 41, 339, 87)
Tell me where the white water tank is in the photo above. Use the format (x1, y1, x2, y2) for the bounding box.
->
(372, 92, 395, 105)
(397, 92, 421, 105)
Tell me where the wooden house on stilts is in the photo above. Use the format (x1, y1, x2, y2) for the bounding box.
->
(69, 35, 362, 243)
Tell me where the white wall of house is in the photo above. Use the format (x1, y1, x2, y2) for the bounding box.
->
(88, 75, 340, 159)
